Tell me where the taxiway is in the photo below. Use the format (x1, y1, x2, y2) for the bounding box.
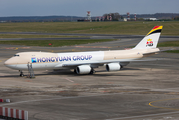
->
(0, 36, 179, 120)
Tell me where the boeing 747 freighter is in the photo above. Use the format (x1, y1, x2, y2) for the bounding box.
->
(4, 26, 163, 76)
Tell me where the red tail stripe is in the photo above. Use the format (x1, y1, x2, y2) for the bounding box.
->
(153, 26, 160, 29)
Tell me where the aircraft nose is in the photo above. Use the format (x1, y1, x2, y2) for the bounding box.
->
(4, 58, 18, 69)
(4, 58, 16, 66)
(4, 59, 11, 66)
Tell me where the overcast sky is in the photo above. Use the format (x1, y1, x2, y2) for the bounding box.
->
(0, 0, 178, 17)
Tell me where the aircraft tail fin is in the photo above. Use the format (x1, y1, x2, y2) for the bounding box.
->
(133, 26, 163, 49)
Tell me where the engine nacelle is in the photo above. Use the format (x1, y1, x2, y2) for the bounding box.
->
(76, 65, 91, 74)
(106, 63, 121, 71)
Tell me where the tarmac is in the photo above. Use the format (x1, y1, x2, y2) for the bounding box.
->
(0, 36, 179, 120)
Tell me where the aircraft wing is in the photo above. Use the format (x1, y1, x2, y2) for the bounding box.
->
(55, 58, 160, 68)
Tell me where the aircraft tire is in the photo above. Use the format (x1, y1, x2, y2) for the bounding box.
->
(74, 69, 77, 74)
(89, 68, 95, 75)
(20, 74, 24, 77)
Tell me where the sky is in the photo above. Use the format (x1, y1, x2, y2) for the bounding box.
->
(0, 0, 179, 17)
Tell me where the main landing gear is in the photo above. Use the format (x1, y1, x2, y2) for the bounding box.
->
(19, 70, 24, 77)
(73, 68, 96, 75)
(89, 68, 95, 75)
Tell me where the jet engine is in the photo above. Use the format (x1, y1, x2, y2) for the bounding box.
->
(106, 63, 121, 71)
(76, 65, 91, 74)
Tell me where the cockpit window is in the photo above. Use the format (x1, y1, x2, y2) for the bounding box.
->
(14, 54, 20, 57)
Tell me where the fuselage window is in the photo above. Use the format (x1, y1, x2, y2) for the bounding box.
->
(14, 54, 20, 57)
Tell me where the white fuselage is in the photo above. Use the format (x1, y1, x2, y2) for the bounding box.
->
(3, 26, 163, 75)
(4, 48, 159, 71)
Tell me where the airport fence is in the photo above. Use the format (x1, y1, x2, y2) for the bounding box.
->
(0, 107, 28, 120)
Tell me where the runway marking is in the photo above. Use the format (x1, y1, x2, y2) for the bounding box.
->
(5, 47, 14, 49)
(26, 80, 32, 82)
(149, 98, 179, 111)
(75, 46, 111, 48)
(2, 47, 31, 50)
(63, 77, 74, 82)
(21, 47, 31, 49)
(105, 111, 179, 120)
(73, 83, 80, 85)
(107, 82, 113, 84)
(15, 48, 18, 50)
(0, 59, 6, 62)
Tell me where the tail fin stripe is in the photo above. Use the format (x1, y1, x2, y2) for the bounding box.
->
(153, 26, 160, 29)
(146, 26, 163, 36)
(147, 29, 162, 36)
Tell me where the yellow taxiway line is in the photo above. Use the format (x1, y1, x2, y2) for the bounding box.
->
(149, 98, 179, 111)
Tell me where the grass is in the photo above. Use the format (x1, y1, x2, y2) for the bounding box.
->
(0, 21, 178, 52)
(0, 39, 116, 47)
(165, 50, 179, 53)
(157, 41, 179, 47)
(0, 21, 179, 35)
(1, 39, 179, 48)
(0, 34, 86, 38)
(157, 41, 179, 53)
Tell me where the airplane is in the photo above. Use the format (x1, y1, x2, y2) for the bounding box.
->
(4, 26, 163, 76)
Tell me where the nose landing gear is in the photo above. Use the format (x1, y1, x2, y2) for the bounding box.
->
(19, 70, 24, 77)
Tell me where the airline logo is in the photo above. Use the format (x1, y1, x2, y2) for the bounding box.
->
(146, 39, 153, 47)
(31, 58, 37, 63)
(31, 55, 92, 63)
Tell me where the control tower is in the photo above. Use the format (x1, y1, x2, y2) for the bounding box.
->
(87, 11, 91, 22)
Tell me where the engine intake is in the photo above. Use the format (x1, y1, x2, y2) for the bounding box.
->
(106, 63, 121, 71)
(76, 65, 91, 74)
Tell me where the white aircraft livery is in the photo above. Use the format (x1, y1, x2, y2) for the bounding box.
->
(4, 26, 163, 76)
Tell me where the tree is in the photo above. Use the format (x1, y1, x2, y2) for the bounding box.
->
(103, 12, 121, 21)
(174, 16, 179, 20)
